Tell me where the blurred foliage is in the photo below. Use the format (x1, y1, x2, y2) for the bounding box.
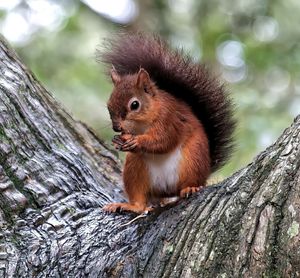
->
(0, 0, 299, 178)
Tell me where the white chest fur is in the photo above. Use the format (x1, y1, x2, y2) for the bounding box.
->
(144, 145, 182, 194)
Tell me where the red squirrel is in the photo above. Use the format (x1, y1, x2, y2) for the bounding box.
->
(98, 33, 236, 214)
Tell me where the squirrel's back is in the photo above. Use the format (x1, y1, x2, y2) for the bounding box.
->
(98, 33, 236, 171)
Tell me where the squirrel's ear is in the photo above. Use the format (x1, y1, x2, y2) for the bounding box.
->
(110, 66, 121, 85)
(136, 68, 151, 92)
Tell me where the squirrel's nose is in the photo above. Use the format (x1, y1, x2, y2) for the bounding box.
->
(112, 124, 122, 132)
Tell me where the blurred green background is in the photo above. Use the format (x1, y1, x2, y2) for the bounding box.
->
(1, 0, 299, 178)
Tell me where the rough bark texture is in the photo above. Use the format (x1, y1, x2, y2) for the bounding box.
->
(0, 36, 299, 278)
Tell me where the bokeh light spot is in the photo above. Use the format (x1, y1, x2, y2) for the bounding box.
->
(82, 0, 137, 24)
(253, 16, 279, 42)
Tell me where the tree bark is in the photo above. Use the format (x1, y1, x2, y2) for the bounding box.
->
(0, 36, 299, 278)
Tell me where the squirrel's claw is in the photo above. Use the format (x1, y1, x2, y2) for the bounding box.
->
(121, 137, 139, 152)
(112, 135, 125, 150)
(112, 134, 138, 152)
(112, 135, 124, 144)
(179, 186, 204, 198)
(103, 202, 152, 214)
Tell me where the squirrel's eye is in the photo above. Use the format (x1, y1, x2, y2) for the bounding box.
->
(130, 100, 140, 111)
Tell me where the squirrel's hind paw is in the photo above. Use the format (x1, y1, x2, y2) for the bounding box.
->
(103, 202, 153, 214)
(179, 186, 205, 198)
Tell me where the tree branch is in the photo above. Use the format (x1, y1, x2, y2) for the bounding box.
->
(0, 36, 299, 277)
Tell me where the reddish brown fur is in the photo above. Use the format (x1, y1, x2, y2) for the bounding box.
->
(103, 69, 210, 213)
(98, 33, 236, 171)
(99, 33, 236, 213)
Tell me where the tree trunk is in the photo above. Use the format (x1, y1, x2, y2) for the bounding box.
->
(0, 36, 299, 278)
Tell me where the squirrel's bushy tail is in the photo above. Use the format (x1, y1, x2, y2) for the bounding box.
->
(98, 33, 236, 171)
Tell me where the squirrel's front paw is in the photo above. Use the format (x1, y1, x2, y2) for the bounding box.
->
(112, 134, 139, 152)
(121, 135, 139, 152)
(112, 134, 125, 150)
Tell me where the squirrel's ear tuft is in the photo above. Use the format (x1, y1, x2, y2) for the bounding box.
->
(110, 66, 121, 85)
(136, 68, 151, 92)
